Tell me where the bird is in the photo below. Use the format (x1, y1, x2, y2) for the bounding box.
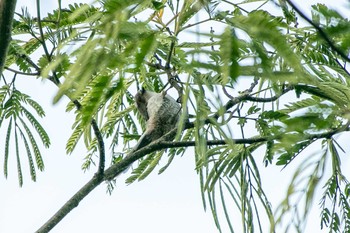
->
(133, 88, 181, 151)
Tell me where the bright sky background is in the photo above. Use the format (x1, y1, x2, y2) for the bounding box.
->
(1, 0, 350, 233)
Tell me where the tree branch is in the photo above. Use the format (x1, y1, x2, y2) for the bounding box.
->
(285, 0, 350, 63)
(36, 118, 349, 233)
(0, 0, 17, 77)
(35, 91, 106, 233)
(91, 118, 105, 175)
(35, 128, 178, 233)
(35, 174, 104, 233)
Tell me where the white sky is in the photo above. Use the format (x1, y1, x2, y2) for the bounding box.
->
(1, 0, 350, 233)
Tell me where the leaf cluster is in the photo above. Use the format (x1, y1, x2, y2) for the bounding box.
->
(0, 83, 49, 186)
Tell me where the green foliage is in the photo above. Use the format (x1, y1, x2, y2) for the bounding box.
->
(125, 151, 164, 184)
(0, 85, 48, 186)
(177, 0, 203, 30)
(318, 140, 350, 233)
(4, 0, 350, 232)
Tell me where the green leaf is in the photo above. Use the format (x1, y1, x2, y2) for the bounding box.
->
(276, 137, 315, 166)
(20, 118, 45, 171)
(178, 1, 203, 30)
(219, 27, 239, 84)
(14, 129, 23, 187)
(138, 151, 164, 181)
(21, 107, 50, 148)
(22, 132, 36, 181)
(125, 153, 157, 184)
(0, 85, 9, 105)
(328, 139, 341, 174)
(152, 1, 165, 10)
(219, 181, 234, 232)
(135, 33, 156, 70)
(80, 75, 113, 126)
(260, 110, 288, 120)
(226, 10, 303, 73)
(66, 123, 84, 154)
(281, 97, 320, 114)
(4, 118, 13, 178)
(25, 98, 46, 117)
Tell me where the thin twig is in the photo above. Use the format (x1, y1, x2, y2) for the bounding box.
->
(4, 66, 39, 76)
(35, 0, 60, 84)
(179, 18, 213, 32)
(244, 86, 294, 103)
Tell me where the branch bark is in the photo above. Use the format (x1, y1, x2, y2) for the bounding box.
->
(0, 0, 17, 77)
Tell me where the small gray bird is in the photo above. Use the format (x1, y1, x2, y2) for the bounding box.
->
(133, 88, 181, 151)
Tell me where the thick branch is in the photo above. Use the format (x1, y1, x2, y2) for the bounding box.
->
(0, 0, 17, 77)
(35, 128, 178, 233)
(35, 174, 104, 233)
(102, 131, 271, 181)
(285, 0, 350, 62)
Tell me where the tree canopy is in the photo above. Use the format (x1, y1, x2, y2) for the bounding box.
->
(1, 0, 350, 232)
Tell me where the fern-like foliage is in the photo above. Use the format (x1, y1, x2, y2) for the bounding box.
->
(0, 85, 49, 186)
